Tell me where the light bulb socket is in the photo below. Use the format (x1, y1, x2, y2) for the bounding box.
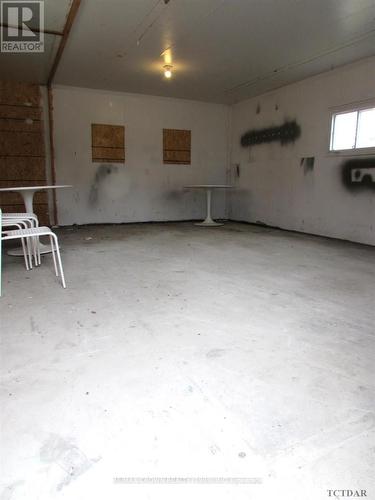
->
(163, 65, 173, 78)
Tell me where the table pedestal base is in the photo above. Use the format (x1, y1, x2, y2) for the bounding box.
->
(8, 242, 52, 256)
(195, 218, 223, 227)
(194, 188, 224, 227)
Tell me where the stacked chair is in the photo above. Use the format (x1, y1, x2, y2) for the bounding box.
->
(0, 210, 66, 294)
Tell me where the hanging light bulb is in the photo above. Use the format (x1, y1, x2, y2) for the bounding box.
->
(163, 65, 173, 79)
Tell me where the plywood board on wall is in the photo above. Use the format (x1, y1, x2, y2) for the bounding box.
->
(91, 123, 125, 163)
(0, 81, 40, 107)
(0, 158, 46, 181)
(0, 117, 42, 133)
(0, 81, 49, 224)
(0, 130, 45, 157)
(163, 129, 191, 164)
(0, 104, 41, 120)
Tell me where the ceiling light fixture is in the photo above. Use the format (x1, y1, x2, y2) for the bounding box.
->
(163, 64, 173, 79)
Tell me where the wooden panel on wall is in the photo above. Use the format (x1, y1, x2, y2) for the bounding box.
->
(91, 123, 125, 163)
(163, 128, 191, 164)
(0, 81, 49, 224)
(0, 130, 45, 157)
(0, 81, 40, 106)
(0, 117, 42, 133)
(0, 104, 41, 120)
(0, 158, 46, 181)
(0, 186, 47, 204)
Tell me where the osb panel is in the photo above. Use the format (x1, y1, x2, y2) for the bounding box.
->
(92, 124, 124, 148)
(0, 81, 49, 224)
(0, 81, 40, 106)
(163, 150, 191, 164)
(163, 129, 191, 151)
(0, 191, 47, 205)
(0, 158, 45, 180)
(0, 130, 45, 157)
(163, 129, 191, 164)
(0, 179, 47, 188)
(92, 147, 125, 162)
(0, 104, 41, 120)
(0, 117, 42, 133)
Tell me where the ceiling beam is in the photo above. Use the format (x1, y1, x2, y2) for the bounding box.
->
(0, 23, 63, 36)
(47, 0, 82, 87)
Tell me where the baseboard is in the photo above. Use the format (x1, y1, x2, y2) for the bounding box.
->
(228, 218, 375, 248)
(54, 218, 374, 248)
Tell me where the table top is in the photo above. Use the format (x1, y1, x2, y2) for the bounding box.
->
(0, 185, 72, 192)
(184, 184, 233, 189)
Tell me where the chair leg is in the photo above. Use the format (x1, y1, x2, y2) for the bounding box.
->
(51, 233, 66, 288)
(26, 237, 33, 269)
(49, 235, 58, 277)
(21, 237, 29, 271)
(27, 219, 41, 266)
(32, 237, 38, 266)
(7, 222, 29, 271)
(37, 237, 41, 265)
(14, 221, 33, 270)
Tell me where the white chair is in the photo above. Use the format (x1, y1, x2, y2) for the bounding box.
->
(2, 213, 40, 268)
(1, 226, 66, 289)
(3, 212, 39, 228)
(2, 219, 33, 270)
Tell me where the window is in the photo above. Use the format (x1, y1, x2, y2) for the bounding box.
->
(91, 124, 125, 163)
(330, 107, 375, 151)
(163, 129, 191, 164)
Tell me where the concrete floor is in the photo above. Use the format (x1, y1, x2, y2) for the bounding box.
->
(0, 222, 374, 500)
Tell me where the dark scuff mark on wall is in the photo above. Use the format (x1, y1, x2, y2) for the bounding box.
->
(341, 158, 375, 192)
(241, 120, 301, 147)
(165, 189, 184, 201)
(300, 157, 315, 174)
(89, 164, 119, 205)
(256, 103, 261, 114)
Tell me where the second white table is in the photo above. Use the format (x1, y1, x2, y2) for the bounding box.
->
(185, 184, 233, 226)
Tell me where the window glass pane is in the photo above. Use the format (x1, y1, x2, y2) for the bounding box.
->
(331, 111, 357, 150)
(356, 108, 375, 148)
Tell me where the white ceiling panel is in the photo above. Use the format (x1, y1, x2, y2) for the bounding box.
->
(42, 0, 73, 32)
(1, 0, 374, 102)
(54, 0, 375, 102)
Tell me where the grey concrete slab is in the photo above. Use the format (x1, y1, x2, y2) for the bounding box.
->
(1, 222, 374, 499)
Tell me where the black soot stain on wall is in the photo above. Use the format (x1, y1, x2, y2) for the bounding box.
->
(300, 157, 315, 174)
(241, 120, 301, 148)
(89, 164, 119, 205)
(341, 158, 375, 192)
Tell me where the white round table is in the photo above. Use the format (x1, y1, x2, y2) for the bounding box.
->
(185, 184, 233, 226)
(0, 184, 72, 255)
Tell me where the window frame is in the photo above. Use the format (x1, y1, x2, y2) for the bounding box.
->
(328, 100, 375, 157)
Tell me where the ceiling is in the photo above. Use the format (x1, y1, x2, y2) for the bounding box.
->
(1, 0, 375, 103)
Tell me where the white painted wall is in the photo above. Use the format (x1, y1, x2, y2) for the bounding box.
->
(52, 58, 374, 245)
(52, 85, 229, 225)
(229, 57, 375, 245)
